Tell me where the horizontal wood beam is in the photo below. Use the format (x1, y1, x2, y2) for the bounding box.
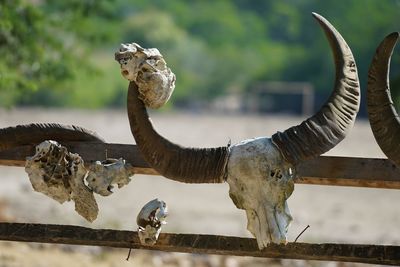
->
(0, 222, 399, 265)
(0, 142, 158, 175)
(297, 156, 400, 189)
(1, 142, 400, 189)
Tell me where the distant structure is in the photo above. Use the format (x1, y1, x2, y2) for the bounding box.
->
(245, 82, 315, 116)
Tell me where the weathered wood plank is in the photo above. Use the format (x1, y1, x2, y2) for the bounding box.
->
(0, 142, 159, 175)
(0, 222, 399, 265)
(297, 156, 400, 189)
(1, 142, 400, 189)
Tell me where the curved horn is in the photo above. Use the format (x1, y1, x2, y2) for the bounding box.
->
(0, 123, 104, 151)
(367, 32, 400, 166)
(271, 13, 360, 165)
(127, 82, 229, 183)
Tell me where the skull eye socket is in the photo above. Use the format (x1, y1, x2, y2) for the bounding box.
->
(270, 169, 282, 179)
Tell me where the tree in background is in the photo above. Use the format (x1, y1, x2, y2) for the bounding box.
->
(0, 0, 399, 108)
(0, 0, 123, 107)
(0, 0, 74, 106)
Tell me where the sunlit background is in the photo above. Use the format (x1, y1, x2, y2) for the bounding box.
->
(1, 1, 400, 266)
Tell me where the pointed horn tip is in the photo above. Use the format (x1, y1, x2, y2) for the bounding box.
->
(374, 32, 399, 58)
(311, 12, 322, 19)
(386, 32, 400, 43)
(390, 32, 400, 39)
(311, 13, 339, 37)
(311, 12, 328, 25)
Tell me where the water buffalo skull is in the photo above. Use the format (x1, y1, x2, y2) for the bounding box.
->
(116, 13, 360, 249)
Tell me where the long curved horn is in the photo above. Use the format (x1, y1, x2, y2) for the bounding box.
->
(271, 13, 360, 166)
(127, 82, 229, 183)
(0, 123, 104, 151)
(367, 32, 400, 166)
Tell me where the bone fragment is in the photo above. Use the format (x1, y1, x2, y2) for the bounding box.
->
(86, 158, 133, 196)
(136, 198, 168, 245)
(25, 141, 98, 221)
(25, 141, 134, 222)
(115, 43, 175, 109)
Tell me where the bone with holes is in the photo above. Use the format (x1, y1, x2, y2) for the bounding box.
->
(86, 158, 133, 196)
(115, 43, 176, 109)
(25, 140, 134, 221)
(25, 140, 99, 222)
(136, 198, 168, 245)
(117, 13, 361, 248)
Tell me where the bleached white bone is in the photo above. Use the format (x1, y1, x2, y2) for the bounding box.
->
(86, 158, 133, 196)
(227, 137, 294, 248)
(137, 198, 168, 245)
(25, 141, 134, 222)
(115, 43, 175, 109)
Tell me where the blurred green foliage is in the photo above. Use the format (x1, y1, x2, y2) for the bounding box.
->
(0, 0, 399, 108)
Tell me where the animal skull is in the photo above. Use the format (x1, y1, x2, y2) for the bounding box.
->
(115, 43, 175, 109)
(120, 13, 360, 249)
(136, 198, 168, 245)
(227, 138, 294, 247)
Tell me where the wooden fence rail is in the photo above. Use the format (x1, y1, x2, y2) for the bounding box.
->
(1, 142, 400, 265)
(1, 141, 400, 189)
(0, 223, 399, 265)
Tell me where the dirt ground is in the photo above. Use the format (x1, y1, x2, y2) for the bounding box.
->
(0, 108, 399, 267)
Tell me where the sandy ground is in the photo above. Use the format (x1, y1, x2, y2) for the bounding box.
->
(0, 108, 399, 267)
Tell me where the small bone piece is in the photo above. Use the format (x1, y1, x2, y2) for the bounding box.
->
(115, 43, 175, 108)
(86, 158, 133, 196)
(136, 199, 168, 245)
(25, 140, 98, 222)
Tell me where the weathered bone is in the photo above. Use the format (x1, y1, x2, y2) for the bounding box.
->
(86, 158, 133, 196)
(367, 32, 400, 166)
(25, 141, 134, 221)
(227, 138, 294, 247)
(119, 13, 360, 249)
(115, 43, 176, 109)
(136, 198, 168, 245)
(0, 122, 107, 221)
(25, 140, 98, 222)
